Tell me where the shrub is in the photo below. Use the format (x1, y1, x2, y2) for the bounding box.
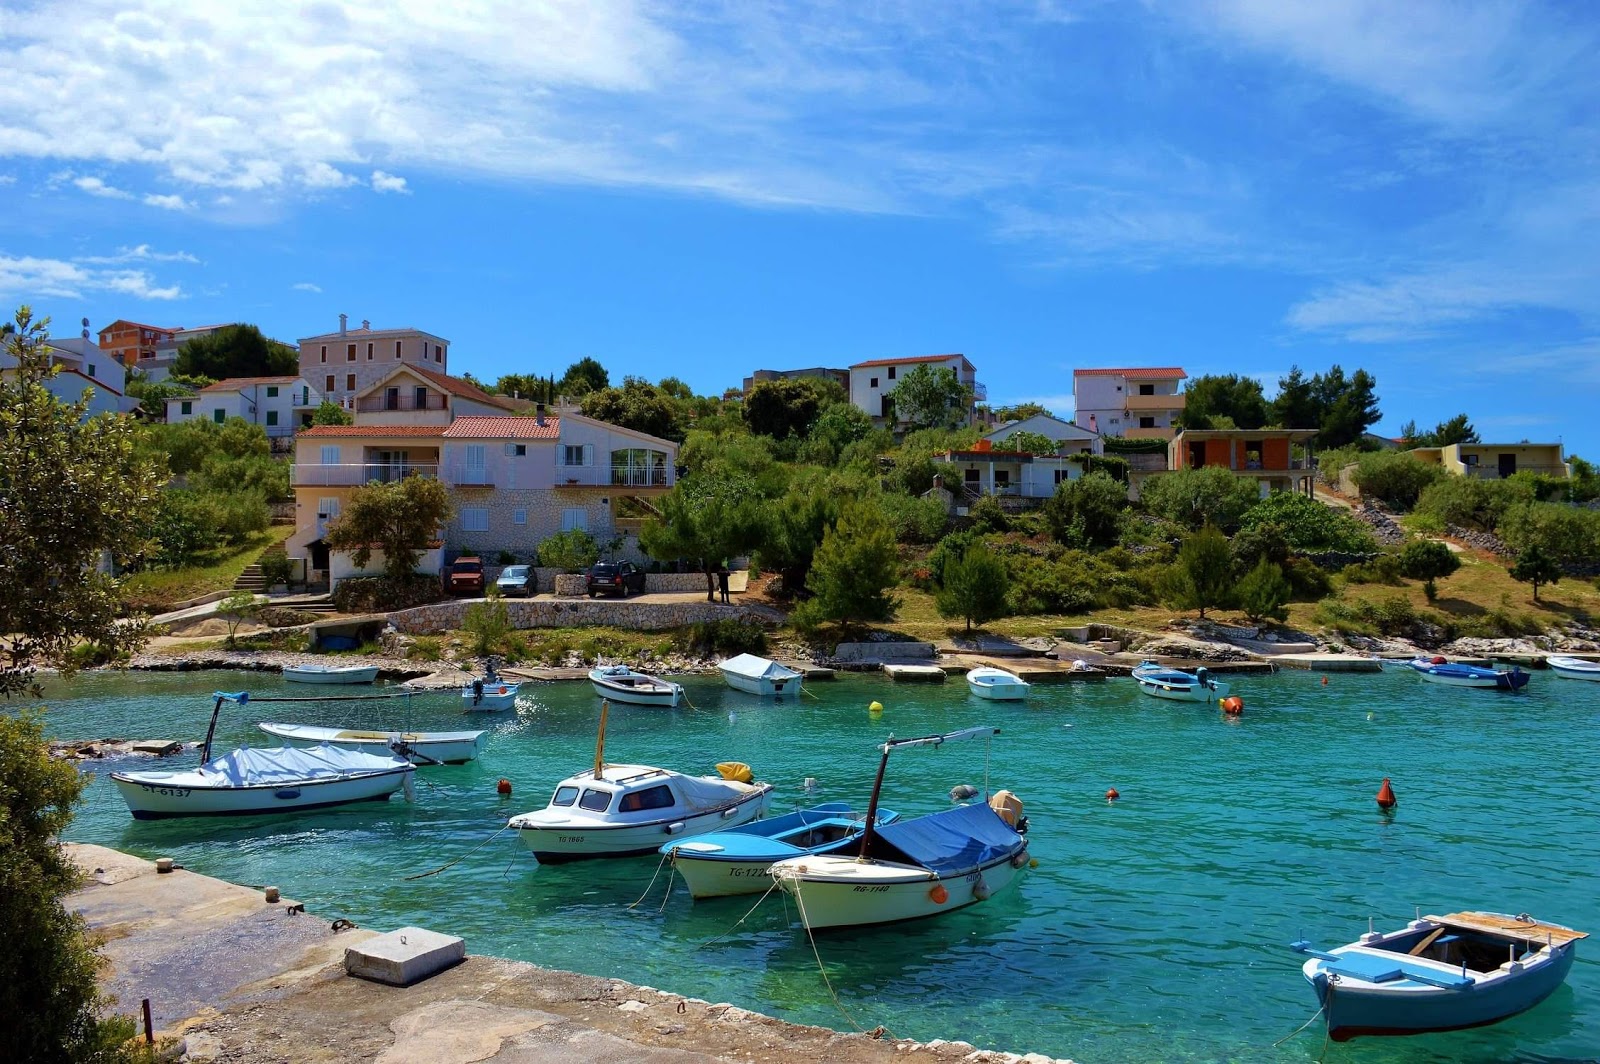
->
(1008, 560, 1097, 615)
(1499, 502, 1600, 566)
(1283, 556, 1333, 600)
(406, 636, 443, 662)
(463, 589, 513, 657)
(1238, 492, 1377, 553)
(685, 618, 768, 656)
(879, 492, 949, 544)
(1350, 452, 1447, 510)
(1341, 552, 1405, 585)
(1139, 466, 1260, 533)
(1315, 594, 1416, 637)
(967, 494, 1009, 533)
(538, 529, 601, 573)
(332, 574, 446, 613)
(925, 529, 978, 587)
(1042, 470, 1127, 549)
(259, 553, 294, 588)
(1230, 522, 1290, 575)
(256, 606, 320, 628)
(1413, 476, 1532, 533)
(1162, 525, 1235, 617)
(1314, 444, 1365, 487)
(1236, 558, 1290, 623)
(496, 550, 518, 566)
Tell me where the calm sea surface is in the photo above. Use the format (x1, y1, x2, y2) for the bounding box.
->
(18, 665, 1600, 1063)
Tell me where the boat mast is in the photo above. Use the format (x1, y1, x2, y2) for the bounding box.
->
(593, 699, 610, 780)
(200, 691, 242, 764)
(855, 739, 894, 861)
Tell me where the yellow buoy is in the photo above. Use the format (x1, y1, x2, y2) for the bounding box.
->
(868, 700, 884, 715)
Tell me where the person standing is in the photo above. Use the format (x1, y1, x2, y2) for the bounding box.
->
(717, 563, 731, 604)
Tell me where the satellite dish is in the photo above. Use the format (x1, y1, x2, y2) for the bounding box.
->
(82, 317, 89, 326)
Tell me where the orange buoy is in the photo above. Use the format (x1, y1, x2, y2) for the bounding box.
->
(497, 778, 512, 796)
(1221, 695, 1244, 715)
(1105, 788, 1120, 801)
(1321, 675, 1329, 686)
(1376, 778, 1396, 810)
(929, 884, 949, 905)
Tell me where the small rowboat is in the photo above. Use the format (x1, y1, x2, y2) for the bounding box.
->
(589, 665, 685, 706)
(282, 663, 379, 685)
(258, 722, 487, 765)
(966, 666, 1030, 701)
(1407, 657, 1529, 691)
(1290, 911, 1586, 1041)
(661, 802, 900, 899)
(718, 654, 804, 699)
(463, 676, 520, 711)
(1546, 655, 1600, 682)
(1131, 661, 1230, 702)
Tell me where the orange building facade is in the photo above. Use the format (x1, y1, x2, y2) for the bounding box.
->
(1166, 429, 1318, 497)
(97, 320, 176, 367)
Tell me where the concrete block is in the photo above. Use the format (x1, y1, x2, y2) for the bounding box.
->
(344, 926, 465, 986)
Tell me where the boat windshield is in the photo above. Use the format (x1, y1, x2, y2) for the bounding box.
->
(550, 785, 579, 807)
(579, 788, 613, 812)
(617, 784, 676, 813)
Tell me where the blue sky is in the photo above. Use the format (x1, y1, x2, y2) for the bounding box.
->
(2, 1, 1597, 456)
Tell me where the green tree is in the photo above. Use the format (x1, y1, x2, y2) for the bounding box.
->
(0, 307, 165, 697)
(581, 377, 683, 441)
(174, 323, 297, 379)
(935, 541, 1010, 633)
(1042, 470, 1127, 549)
(891, 364, 969, 430)
(1001, 430, 1058, 455)
(311, 400, 353, 426)
(993, 402, 1051, 422)
(800, 403, 876, 465)
(1402, 413, 1479, 448)
(1349, 451, 1447, 510)
(323, 475, 453, 585)
(1316, 366, 1382, 449)
(557, 356, 609, 397)
(1164, 525, 1234, 618)
(796, 499, 900, 632)
(1270, 366, 1320, 429)
(1139, 466, 1261, 533)
(640, 471, 768, 600)
(1509, 543, 1562, 602)
(463, 585, 514, 656)
(1398, 539, 1461, 602)
(742, 377, 837, 440)
(495, 373, 554, 403)
(1178, 374, 1268, 430)
(216, 592, 260, 647)
(1498, 501, 1600, 566)
(537, 529, 600, 573)
(1235, 557, 1290, 623)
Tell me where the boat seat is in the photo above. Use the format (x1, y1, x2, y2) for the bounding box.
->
(1312, 950, 1475, 989)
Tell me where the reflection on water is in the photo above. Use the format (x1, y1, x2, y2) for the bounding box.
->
(18, 666, 1600, 1062)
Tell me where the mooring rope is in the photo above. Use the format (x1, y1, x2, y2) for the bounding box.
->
(627, 854, 672, 910)
(1271, 1003, 1325, 1048)
(791, 880, 880, 1036)
(404, 823, 510, 880)
(694, 880, 780, 950)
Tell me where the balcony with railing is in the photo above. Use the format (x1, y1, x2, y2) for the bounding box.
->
(355, 393, 448, 413)
(1124, 392, 1185, 412)
(294, 463, 439, 487)
(1123, 426, 1177, 441)
(1464, 464, 1568, 480)
(969, 380, 988, 401)
(610, 464, 670, 488)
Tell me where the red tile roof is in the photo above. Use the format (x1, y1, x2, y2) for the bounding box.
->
(1073, 367, 1186, 378)
(298, 425, 447, 437)
(443, 416, 561, 440)
(98, 319, 176, 335)
(405, 365, 515, 409)
(849, 353, 970, 370)
(199, 375, 302, 392)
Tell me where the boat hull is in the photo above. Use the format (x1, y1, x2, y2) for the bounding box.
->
(514, 786, 773, 862)
(1547, 656, 1600, 682)
(771, 843, 1029, 929)
(111, 767, 410, 819)
(966, 668, 1030, 701)
(282, 665, 380, 685)
(1409, 660, 1529, 690)
(258, 723, 487, 765)
(720, 672, 803, 699)
(664, 805, 894, 898)
(462, 682, 519, 711)
(589, 671, 684, 706)
(1133, 677, 1231, 702)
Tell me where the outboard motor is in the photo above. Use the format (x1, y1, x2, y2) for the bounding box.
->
(471, 679, 484, 706)
(1196, 666, 1211, 690)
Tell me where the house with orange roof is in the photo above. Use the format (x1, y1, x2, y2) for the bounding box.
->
(1072, 366, 1187, 440)
(97, 319, 177, 368)
(848, 353, 984, 428)
(163, 375, 323, 437)
(341, 363, 515, 425)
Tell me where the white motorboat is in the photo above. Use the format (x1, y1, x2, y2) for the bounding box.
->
(589, 665, 685, 706)
(1547, 655, 1600, 682)
(769, 726, 1030, 930)
(507, 699, 772, 861)
(258, 722, 487, 765)
(966, 666, 1030, 701)
(463, 665, 520, 711)
(718, 653, 804, 699)
(282, 663, 380, 685)
(1131, 661, 1230, 702)
(112, 692, 413, 819)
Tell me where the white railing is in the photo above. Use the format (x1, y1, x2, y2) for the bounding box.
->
(293, 463, 439, 486)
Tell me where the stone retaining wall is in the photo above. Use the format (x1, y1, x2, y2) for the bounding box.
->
(388, 599, 771, 634)
(484, 566, 730, 596)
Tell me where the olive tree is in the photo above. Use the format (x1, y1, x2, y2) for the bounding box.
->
(324, 475, 453, 586)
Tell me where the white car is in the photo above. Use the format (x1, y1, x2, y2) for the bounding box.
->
(495, 564, 536, 597)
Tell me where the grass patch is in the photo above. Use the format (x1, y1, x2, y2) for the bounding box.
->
(123, 525, 294, 613)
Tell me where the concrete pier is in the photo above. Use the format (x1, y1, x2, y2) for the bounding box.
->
(1269, 653, 1385, 673)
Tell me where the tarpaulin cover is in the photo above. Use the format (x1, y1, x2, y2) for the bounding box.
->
(871, 802, 1021, 875)
(198, 744, 408, 786)
(718, 654, 800, 681)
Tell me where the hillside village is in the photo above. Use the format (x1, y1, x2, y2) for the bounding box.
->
(7, 309, 1600, 670)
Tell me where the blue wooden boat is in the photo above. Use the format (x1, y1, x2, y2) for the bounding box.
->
(1290, 911, 1585, 1041)
(660, 801, 899, 898)
(1407, 656, 1529, 691)
(1131, 660, 1230, 702)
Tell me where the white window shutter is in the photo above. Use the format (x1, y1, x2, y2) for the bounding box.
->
(583, 444, 594, 467)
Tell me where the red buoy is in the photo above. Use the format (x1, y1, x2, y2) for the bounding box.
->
(1221, 695, 1244, 715)
(1321, 675, 1329, 686)
(497, 778, 512, 796)
(1105, 788, 1120, 801)
(1376, 778, 1396, 810)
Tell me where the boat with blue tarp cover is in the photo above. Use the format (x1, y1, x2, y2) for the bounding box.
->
(770, 726, 1030, 929)
(1407, 656, 1529, 691)
(1291, 910, 1586, 1041)
(661, 801, 900, 898)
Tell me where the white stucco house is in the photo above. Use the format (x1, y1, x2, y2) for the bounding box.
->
(1071, 366, 1187, 440)
(165, 375, 323, 436)
(848, 353, 984, 428)
(984, 413, 1103, 455)
(1, 336, 139, 419)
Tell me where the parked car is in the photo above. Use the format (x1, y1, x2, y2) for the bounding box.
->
(447, 557, 485, 596)
(496, 564, 537, 597)
(586, 561, 647, 598)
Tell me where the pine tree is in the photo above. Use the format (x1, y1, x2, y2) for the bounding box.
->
(1164, 525, 1235, 618)
(1235, 557, 1290, 623)
(801, 499, 900, 631)
(1509, 544, 1562, 602)
(936, 542, 1011, 633)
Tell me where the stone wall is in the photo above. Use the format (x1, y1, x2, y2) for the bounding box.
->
(480, 566, 723, 595)
(388, 599, 771, 634)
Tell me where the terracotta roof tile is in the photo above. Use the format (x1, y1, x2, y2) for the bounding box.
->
(406, 365, 516, 409)
(298, 424, 447, 437)
(849, 353, 970, 370)
(443, 416, 560, 439)
(1073, 367, 1187, 378)
(199, 375, 302, 392)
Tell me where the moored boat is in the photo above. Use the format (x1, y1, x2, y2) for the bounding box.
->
(769, 726, 1030, 930)
(966, 666, 1030, 701)
(282, 663, 380, 685)
(111, 692, 414, 819)
(1546, 655, 1600, 682)
(718, 653, 804, 699)
(661, 802, 900, 899)
(1290, 911, 1586, 1041)
(258, 722, 487, 765)
(1407, 656, 1529, 691)
(1131, 660, 1230, 702)
(463, 664, 520, 711)
(589, 665, 685, 706)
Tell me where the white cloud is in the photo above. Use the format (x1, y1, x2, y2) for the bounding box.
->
(78, 245, 200, 265)
(73, 175, 134, 200)
(0, 251, 184, 301)
(142, 192, 191, 210)
(302, 162, 360, 189)
(370, 170, 408, 194)
(0, 174, 15, 186)
(292, 282, 323, 293)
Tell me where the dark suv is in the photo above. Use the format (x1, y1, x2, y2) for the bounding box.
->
(586, 561, 646, 598)
(446, 556, 485, 596)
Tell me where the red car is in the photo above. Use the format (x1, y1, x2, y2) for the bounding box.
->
(447, 557, 485, 596)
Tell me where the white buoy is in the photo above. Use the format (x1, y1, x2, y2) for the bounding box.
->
(728, 712, 737, 724)
(803, 777, 817, 791)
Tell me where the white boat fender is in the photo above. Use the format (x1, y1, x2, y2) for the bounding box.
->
(972, 875, 991, 901)
(950, 783, 979, 802)
(664, 821, 686, 835)
(403, 773, 416, 802)
(1011, 851, 1029, 869)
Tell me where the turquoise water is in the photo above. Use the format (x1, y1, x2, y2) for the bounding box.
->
(19, 666, 1600, 1062)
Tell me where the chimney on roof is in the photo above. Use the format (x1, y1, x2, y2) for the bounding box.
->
(338, 313, 347, 336)
(361, 319, 370, 330)
(1088, 413, 1098, 433)
(535, 403, 546, 427)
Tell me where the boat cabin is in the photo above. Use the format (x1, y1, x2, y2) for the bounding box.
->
(547, 766, 684, 817)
